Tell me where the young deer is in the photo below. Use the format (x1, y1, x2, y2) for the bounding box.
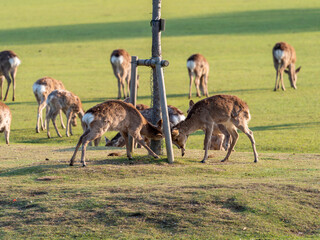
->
(0, 50, 21, 101)
(46, 90, 84, 138)
(33, 77, 66, 133)
(171, 95, 258, 163)
(188, 100, 230, 151)
(110, 49, 132, 99)
(70, 100, 163, 167)
(0, 102, 12, 144)
(187, 53, 209, 99)
(273, 42, 301, 91)
(105, 104, 185, 147)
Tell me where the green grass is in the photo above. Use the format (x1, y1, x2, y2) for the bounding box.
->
(0, 0, 320, 238)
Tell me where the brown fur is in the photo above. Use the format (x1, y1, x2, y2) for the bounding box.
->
(0, 50, 21, 101)
(110, 49, 132, 99)
(33, 77, 66, 133)
(171, 95, 258, 163)
(187, 53, 209, 99)
(0, 102, 11, 144)
(46, 90, 84, 138)
(70, 100, 163, 166)
(272, 42, 301, 91)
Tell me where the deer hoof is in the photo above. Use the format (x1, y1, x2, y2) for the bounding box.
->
(69, 162, 74, 166)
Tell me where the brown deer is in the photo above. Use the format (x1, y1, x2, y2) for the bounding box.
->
(105, 104, 185, 147)
(69, 100, 163, 167)
(187, 53, 209, 99)
(46, 90, 84, 138)
(188, 100, 230, 151)
(33, 77, 66, 133)
(0, 50, 21, 101)
(110, 49, 132, 99)
(0, 102, 12, 144)
(273, 42, 301, 91)
(171, 95, 258, 163)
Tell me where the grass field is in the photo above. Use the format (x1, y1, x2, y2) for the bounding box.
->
(0, 0, 320, 239)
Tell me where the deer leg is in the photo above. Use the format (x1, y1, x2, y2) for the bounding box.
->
(202, 74, 209, 97)
(59, 110, 65, 129)
(201, 124, 214, 163)
(194, 75, 201, 98)
(221, 126, 238, 162)
(121, 78, 127, 99)
(121, 131, 132, 160)
(126, 73, 130, 98)
(94, 137, 100, 146)
(132, 132, 159, 159)
(237, 125, 258, 163)
(10, 68, 17, 101)
(36, 100, 46, 133)
(4, 127, 10, 145)
(48, 110, 62, 138)
(0, 76, 4, 100)
(3, 73, 12, 101)
(279, 70, 286, 91)
(116, 73, 122, 99)
(188, 70, 193, 99)
(66, 111, 72, 137)
(69, 129, 90, 166)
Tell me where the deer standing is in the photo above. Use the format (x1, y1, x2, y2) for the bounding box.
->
(110, 49, 132, 99)
(187, 53, 209, 99)
(171, 95, 258, 163)
(33, 77, 66, 133)
(46, 90, 84, 138)
(273, 42, 301, 91)
(0, 102, 11, 144)
(70, 100, 163, 167)
(0, 50, 21, 101)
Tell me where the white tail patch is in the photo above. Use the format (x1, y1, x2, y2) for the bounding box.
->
(111, 55, 124, 66)
(274, 49, 284, 63)
(32, 83, 46, 96)
(187, 60, 196, 71)
(171, 114, 186, 126)
(82, 113, 95, 127)
(9, 57, 21, 68)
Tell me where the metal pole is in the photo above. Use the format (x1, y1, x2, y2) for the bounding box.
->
(128, 56, 138, 153)
(155, 58, 174, 163)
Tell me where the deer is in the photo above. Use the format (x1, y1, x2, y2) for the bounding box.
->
(273, 42, 301, 91)
(69, 100, 163, 167)
(171, 95, 258, 163)
(110, 49, 132, 99)
(33, 77, 66, 133)
(187, 53, 209, 99)
(188, 100, 230, 151)
(105, 104, 186, 148)
(0, 50, 21, 101)
(0, 102, 12, 144)
(46, 90, 84, 138)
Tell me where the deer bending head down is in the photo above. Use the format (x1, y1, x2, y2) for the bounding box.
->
(33, 77, 66, 133)
(110, 49, 132, 99)
(0, 102, 12, 144)
(46, 90, 84, 138)
(187, 53, 209, 99)
(273, 42, 301, 91)
(171, 95, 258, 163)
(0, 50, 21, 101)
(70, 100, 163, 167)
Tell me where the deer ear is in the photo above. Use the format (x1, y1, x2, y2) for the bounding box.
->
(171, 128, 179, 137)
(284, 70, 289, 74)
(296, 66, 301, 73)
(157, 119, 163, 128)
(189, 100, 194, 108)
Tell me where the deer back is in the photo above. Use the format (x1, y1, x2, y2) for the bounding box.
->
(0, 51, 20, 75)
(110, 49, 131, 73)
(187, 53, 209, 75)
(33, 77, 65, 100)
(273, 42, 296, 66)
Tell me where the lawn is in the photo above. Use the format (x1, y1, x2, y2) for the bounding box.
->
(0, 0, 319, 239)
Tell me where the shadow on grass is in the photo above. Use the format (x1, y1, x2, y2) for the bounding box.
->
(1, 9, 319, 45)
(0, 164, 69, 177)
(251, 122, 320, 132)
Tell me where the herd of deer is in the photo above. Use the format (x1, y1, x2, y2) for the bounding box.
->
(0, 41, 301, 166)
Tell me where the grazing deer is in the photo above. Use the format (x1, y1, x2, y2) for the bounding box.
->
(105, 104, 185, 147)
(46, 90, 84, 138)
(187, 53, 209, 99)
(273, 42, 301, 91)
(33, 77, 66, 133)
(171, 95, 258, 163)
(0, 102, 11, 144)
(70, 100, 163, 166)
(110, 49, 132, 99)
(0, 50, 21, 101)
(188, 100, 230, 151)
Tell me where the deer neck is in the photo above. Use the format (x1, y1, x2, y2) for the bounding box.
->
(178, 115, 202, 135)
